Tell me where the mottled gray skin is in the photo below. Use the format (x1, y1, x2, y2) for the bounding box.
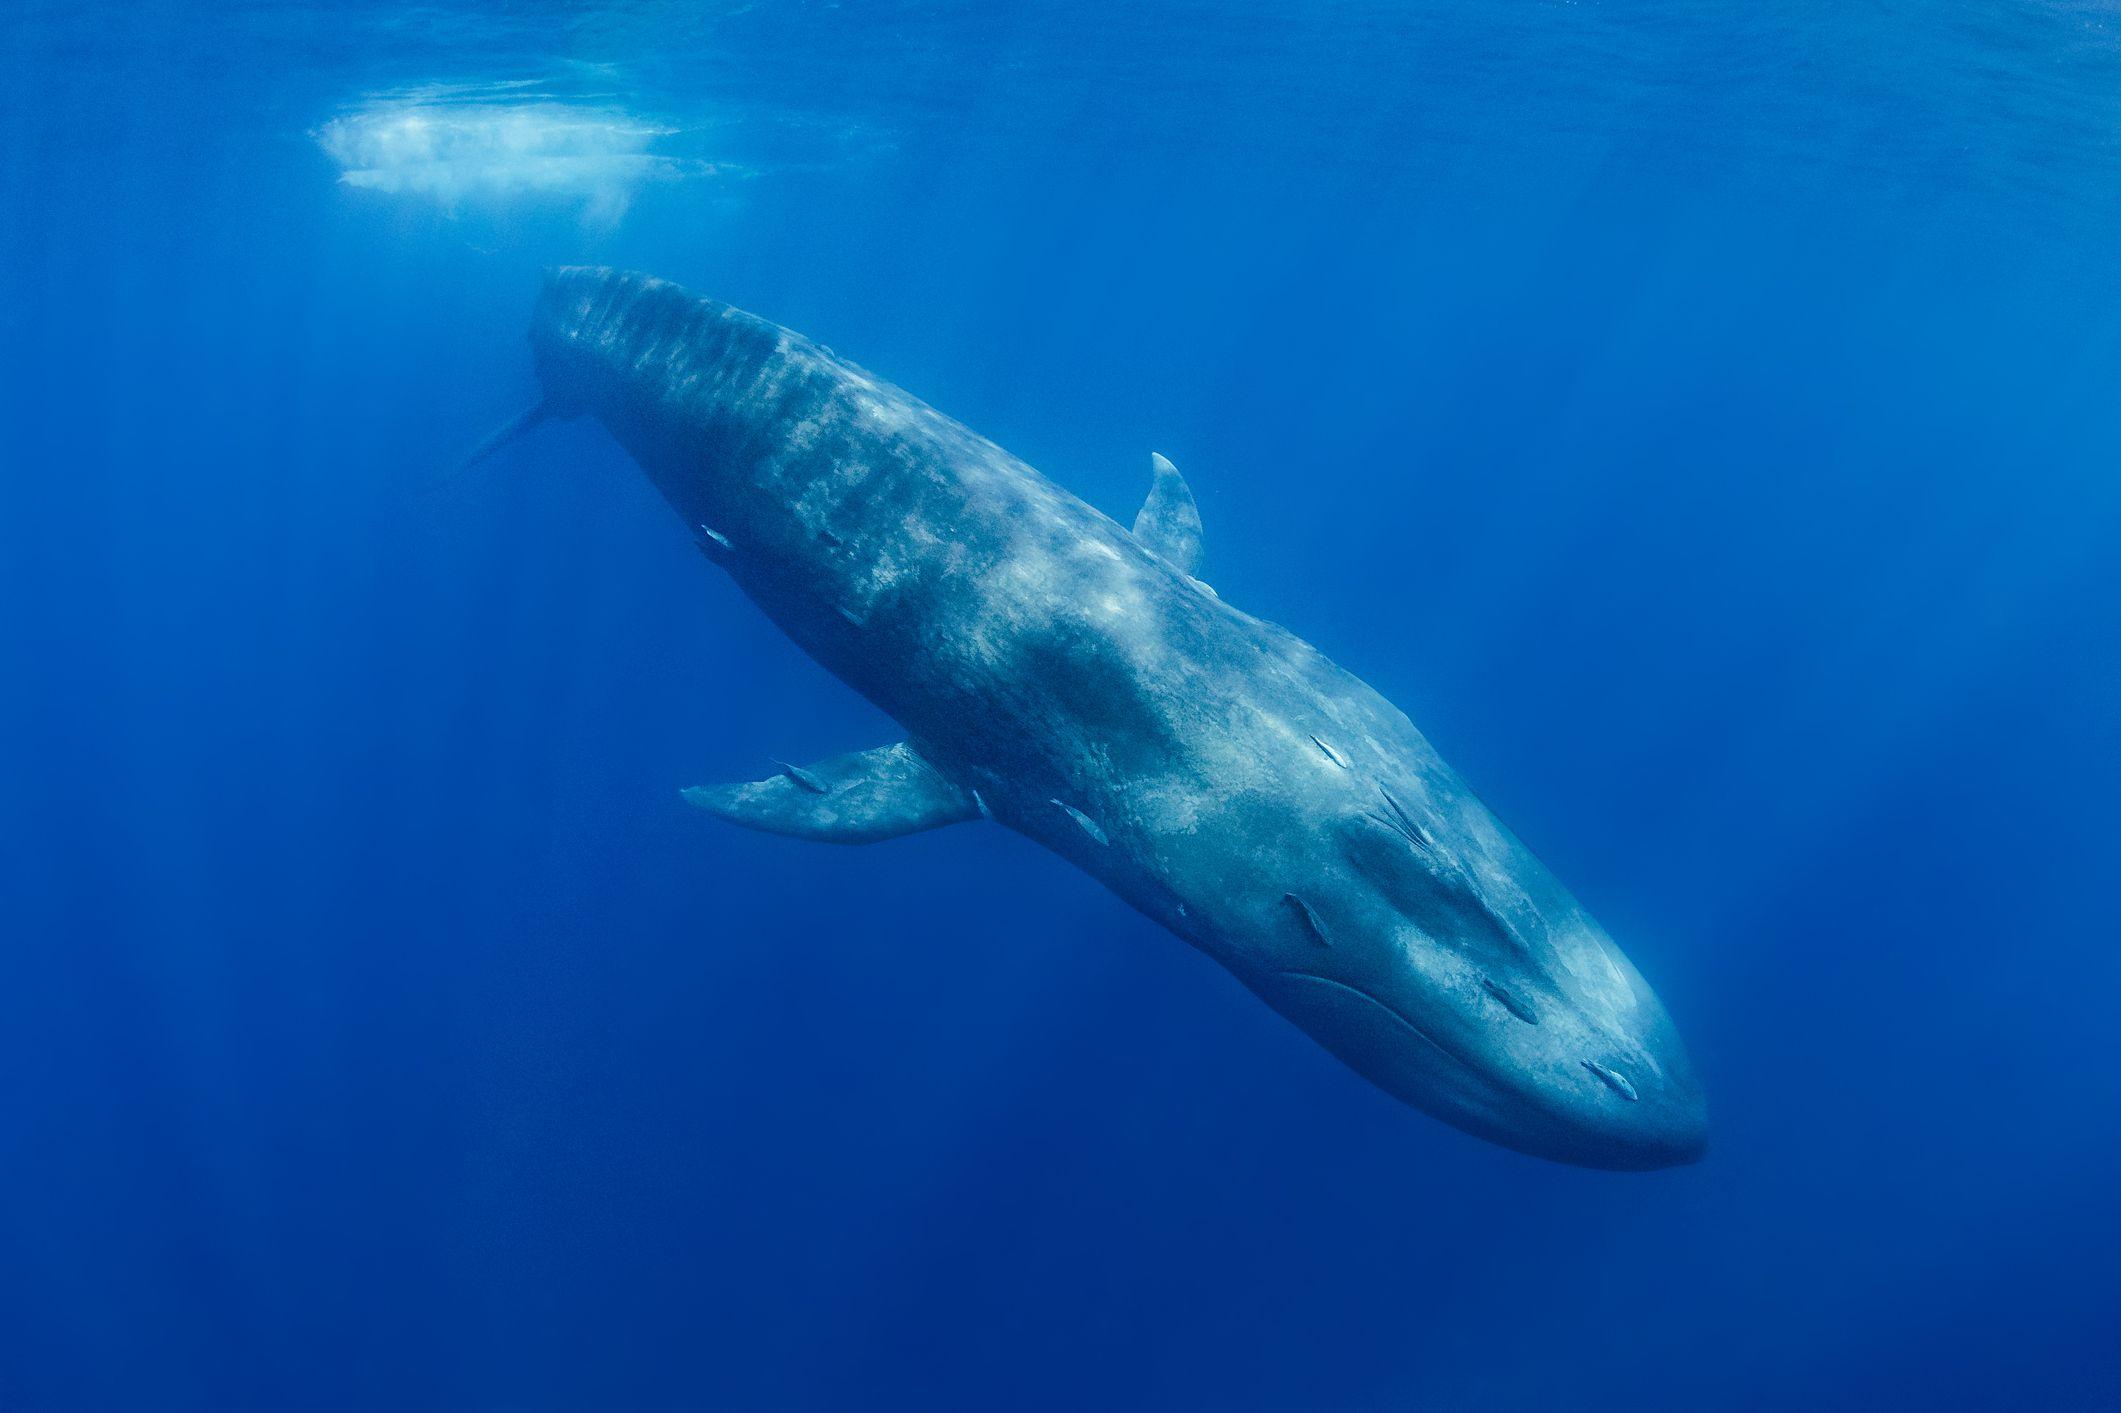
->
(524, 267, 1706, 1169)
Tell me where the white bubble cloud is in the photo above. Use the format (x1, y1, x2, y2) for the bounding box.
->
(315, 90, 701, 225)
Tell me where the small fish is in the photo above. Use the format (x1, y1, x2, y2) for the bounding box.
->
(1581, 1060, 1639, 1102)
(1283, 892, 1331, 947)
(1049, 799, 1109, 846)
(1482, 977, 1540, 1025)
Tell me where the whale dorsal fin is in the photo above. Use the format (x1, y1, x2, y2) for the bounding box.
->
(1131, 452, 1204, 577)
(681, 742, 979, 845)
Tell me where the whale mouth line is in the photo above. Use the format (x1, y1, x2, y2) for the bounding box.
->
(1274, 971, 1471, 1074)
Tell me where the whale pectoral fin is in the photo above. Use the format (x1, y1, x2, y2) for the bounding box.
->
(457, 400, 554, 475)
(681, 742, 979, 845)
(1130, 452, 1205, 577)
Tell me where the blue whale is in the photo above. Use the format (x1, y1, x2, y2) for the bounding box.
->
(494, 267, 1706, 1169)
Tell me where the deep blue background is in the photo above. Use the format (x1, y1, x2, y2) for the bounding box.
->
(4, 3, 2120, 1408)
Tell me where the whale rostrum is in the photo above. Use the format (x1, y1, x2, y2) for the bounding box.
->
(491, 267, 1707, 1170)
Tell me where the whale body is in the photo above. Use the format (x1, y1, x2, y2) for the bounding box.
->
(503, 266, 1706, 1169)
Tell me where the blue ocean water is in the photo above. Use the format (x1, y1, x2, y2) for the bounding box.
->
(4, 1, 2120, 1407)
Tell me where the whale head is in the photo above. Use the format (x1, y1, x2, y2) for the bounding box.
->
(1228, 785, 1706, 1171)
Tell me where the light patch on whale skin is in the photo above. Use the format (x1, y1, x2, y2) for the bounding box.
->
(1551, 924, 1643, 1031)
(857, 391, 925, 434)
(1130, 775, 1213, 836)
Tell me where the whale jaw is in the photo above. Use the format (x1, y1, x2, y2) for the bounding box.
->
(1254, 969, 1706, 1171)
